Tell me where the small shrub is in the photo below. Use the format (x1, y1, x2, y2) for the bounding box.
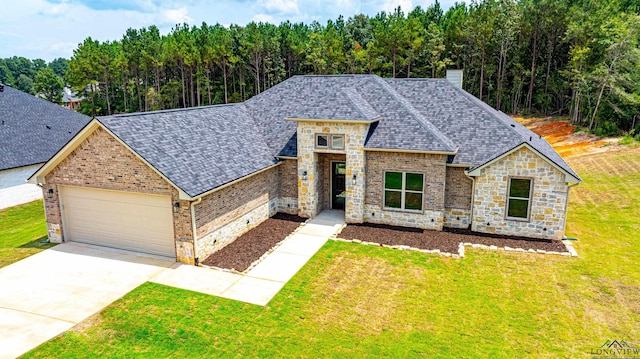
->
(594, 121, 620, 137)
(619, 129, 640, 146)
(619, 135, 635, 145)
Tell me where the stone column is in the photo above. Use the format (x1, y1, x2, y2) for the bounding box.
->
(345, 123, 367, 223)
(297, 131, 319, 218)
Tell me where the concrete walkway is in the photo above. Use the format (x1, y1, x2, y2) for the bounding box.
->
(151, 210, 345, 306)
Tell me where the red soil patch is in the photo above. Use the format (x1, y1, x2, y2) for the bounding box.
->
(513, 117, 615, 157)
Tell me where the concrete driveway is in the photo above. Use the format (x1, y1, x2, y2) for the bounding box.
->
(0, 242, 173, 359)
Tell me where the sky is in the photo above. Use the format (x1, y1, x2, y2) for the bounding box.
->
(1, 0, 463, 62)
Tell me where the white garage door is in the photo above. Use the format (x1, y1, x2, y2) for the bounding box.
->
(60, 186, 176, 258)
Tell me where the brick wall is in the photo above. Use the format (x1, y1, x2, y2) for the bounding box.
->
(444, 167, 472, 209)
(194, 166, 279, 259)
(277, 159, 298, 214)
(444, 167, 473, 229)
(278, 159, 298, 198)
(365, 151, 446, 210)
(471, 146, 569, 240)
(43, 127, 195, 263)
(364, 151, 446, 230)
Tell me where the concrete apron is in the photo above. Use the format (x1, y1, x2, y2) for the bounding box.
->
(151, 210, 346, 306)
(0, 243, 173, 359)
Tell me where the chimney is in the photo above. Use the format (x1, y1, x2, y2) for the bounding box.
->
(446, 70, 463, 89)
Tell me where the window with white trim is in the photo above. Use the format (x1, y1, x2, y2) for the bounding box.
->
(506, 177, 532, 219)
(384, 171, 424, 211)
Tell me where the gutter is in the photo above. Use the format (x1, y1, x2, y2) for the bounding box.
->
(190, 197, 202, 265)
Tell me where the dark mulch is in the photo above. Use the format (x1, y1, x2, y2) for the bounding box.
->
(338, 223, 568, 254)
(202, 213, 306, 272)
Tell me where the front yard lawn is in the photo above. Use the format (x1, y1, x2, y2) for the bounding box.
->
(22, 148, 640, 358)
(0, 200, 52, 268)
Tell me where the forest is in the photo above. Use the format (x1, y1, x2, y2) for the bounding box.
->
(1, 0, 639, 136)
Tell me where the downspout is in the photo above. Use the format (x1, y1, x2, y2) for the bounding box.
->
(190, 197, 202, 265)
(464, 170, 476, 231)
(562, 182, 580, 239)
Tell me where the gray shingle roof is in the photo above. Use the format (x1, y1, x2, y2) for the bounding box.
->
(0, 84, 91, 171)
(89, 74, 578, 197)
(244, 75, 458, 155)
(245, 75, 577, 180)
(384, 78, 579, 179)
(99, 105, 277, 197)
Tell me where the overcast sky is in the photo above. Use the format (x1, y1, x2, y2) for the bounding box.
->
(2, 0, 463, 62)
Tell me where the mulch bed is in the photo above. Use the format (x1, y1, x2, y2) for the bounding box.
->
(202, 213, 306, 272)
(337, 223, 568, 254)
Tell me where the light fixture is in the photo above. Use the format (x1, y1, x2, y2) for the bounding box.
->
(47, 188, 54, 199)
(352, 174, 357, 185)
(173, 202, 180, 213)
(302, 170, 308, 181)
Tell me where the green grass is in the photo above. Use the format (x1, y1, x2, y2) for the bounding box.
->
(23, 149, 640, 358)
(0, 200, 52, 268)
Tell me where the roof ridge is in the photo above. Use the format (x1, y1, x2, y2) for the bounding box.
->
(373, 76, 457, 152)
(100, 104, 238, 119)
(302, 74, 376, 78)
(340, 87, 380, 121)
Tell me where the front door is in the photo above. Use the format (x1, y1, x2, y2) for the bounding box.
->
(331, 162, 346, 210)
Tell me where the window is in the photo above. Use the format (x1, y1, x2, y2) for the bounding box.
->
(384, 171, 424, 211)
(331, 134, 344, 149)
(506, 177, 532, 219)
(315, 133, 345, 150)
(316, 134, 328, 148)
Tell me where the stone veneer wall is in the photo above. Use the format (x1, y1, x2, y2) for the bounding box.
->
(194, 166, 279, 260)
(444, 167, 473, 229)
(364, 151, 446, 230)
(471, 146, 569, 240)
(278, 159, 298, 214)
(297, 121, 368, 223)
(42, 128, 195, 264)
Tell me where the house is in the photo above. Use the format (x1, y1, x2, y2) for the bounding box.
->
(28, 74, 581, 264)
(0, 84, 91, 209)
(61, 87, 83, 111)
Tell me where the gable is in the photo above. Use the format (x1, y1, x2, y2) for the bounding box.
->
(29, 120, 191, 199)
(44, 127, 176, 194)
(466, 144, 581, 183)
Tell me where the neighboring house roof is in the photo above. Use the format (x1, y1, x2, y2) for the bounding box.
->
(99, 105, 277, 197)
(62, 87, 83, 103)
(0, 84, 91, 171)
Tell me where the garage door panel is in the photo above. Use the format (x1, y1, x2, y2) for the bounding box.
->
(60, 186, 176, 258)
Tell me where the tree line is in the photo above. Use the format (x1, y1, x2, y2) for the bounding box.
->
(2, 0, 640, 136)
(0, 57, 68, 103)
